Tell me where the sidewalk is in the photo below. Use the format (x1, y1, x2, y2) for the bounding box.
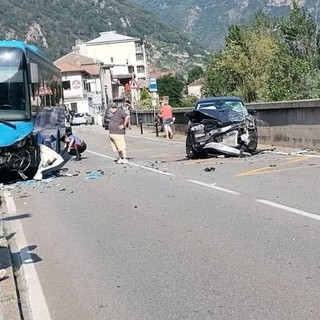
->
(0, 197, 21, 320)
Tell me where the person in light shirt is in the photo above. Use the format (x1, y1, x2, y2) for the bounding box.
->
(158, 101, 173, 139)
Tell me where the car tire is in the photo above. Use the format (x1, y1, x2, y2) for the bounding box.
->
(186, 135, 200, 159)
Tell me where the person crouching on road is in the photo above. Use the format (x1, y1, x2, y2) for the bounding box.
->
(61, 134, 87, 161)
(108, 103, 130, 164)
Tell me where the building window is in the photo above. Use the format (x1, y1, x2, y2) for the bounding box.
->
(137, 66, 145, 74)
(135, 43, 142, 52)
(136, 53, 143, 61)
(86, 82, 92, 92)
(62, 81, 71, 90)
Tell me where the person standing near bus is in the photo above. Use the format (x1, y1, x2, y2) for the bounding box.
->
(108, 103, 130, 164)
(158, 101, 173, 139)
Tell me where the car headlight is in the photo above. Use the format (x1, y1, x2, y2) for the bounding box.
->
(191, 124, 205, 132)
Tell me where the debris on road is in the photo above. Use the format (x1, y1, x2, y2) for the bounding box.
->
(85, 170, 104, 180)
(204, 167, 216, 172)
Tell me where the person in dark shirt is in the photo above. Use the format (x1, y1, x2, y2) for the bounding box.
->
(108, 103, 130, 164)
(60, 134, 87, 161)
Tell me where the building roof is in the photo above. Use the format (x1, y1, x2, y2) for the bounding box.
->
(54, 52, 98, 65)
(87, 31, 140, 45)
(54, 52, 100, 76)
(188, 77, 204, 87)
(148, 70, 177, 79)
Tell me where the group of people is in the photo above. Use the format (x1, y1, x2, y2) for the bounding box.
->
(62, 100, 174, 164)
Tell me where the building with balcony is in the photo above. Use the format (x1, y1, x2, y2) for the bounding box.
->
(73, 31, 147, 100)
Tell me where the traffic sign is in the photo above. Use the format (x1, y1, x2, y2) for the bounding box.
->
(149, 78, 157, 92)
(129, 79, 140, 90)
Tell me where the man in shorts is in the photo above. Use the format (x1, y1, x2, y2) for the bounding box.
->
(158, 102, 173, 139)
(108, 103, 130, 164)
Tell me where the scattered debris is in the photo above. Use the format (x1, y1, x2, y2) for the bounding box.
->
(204, 167, 216, 172)
(85, 171, 104, 180)
(33, 144, 64, 181)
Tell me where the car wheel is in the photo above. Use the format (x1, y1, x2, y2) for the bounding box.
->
(246, 130, 258, 152)
(186, 135, 200, 159)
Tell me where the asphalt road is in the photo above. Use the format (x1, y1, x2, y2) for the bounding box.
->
(3, 124, 320, 320)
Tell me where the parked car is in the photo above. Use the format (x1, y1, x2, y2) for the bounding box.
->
(185, 96, 258, 158)
(71, 113, 94, 126)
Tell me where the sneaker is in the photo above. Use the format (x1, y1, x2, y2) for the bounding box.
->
(121, 158, 128, 164)
(116, 158, 123, 164)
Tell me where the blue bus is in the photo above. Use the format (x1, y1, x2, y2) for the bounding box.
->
(0, 40, 65, 179)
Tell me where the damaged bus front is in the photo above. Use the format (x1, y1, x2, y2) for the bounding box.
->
(0, 41, 64, 179)
(185, 97, 258, 158)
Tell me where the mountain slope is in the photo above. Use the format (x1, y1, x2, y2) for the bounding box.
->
(0, 0, 206, 73)
(131, 0, 319, 50)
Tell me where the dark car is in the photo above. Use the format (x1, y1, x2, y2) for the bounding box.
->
(185, 96, 258, 158)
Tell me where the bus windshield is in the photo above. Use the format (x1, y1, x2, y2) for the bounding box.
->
(0, 47, 30, 121)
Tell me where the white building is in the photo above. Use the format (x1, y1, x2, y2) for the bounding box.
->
(187, 78, 204, 98)
(54, 53, 109, 115)
(73, 31, 147, 101)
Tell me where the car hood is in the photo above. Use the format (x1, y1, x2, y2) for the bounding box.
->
(187, 108, 247, 125)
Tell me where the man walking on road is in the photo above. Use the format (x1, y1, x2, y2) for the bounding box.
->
(108, 103, 130, 164)
(158, 101, 173, 139)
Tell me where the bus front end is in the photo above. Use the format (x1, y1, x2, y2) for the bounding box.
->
(0, 45, 39, 178)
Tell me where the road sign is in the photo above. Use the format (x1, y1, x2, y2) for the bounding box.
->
(129, 79, 140, 90)
(149, 78, 157, 92)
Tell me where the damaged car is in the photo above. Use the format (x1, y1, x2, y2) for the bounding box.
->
(185, 97, 258, 158)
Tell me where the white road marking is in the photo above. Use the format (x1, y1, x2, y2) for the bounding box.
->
(127, 134, 185, 144)
(86, 150, 175, 176)
(255, 199, 320, 221)
(188, 180, 241, 195)
(3, 190, 51, 320)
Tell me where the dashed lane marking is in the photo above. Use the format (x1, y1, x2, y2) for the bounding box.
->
(87, 149, 320, 223)
(86, 150, 175, 177)
(256, 199, 320, 221)
(188, 180, 241, 195)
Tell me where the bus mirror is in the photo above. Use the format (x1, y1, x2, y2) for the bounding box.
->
(30, 63, 39, 83)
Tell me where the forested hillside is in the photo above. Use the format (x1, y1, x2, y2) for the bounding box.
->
(132, 0, 320, 51)
(0, 0, 206, 73)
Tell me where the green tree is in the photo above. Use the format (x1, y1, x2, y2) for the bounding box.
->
(157, 75, 184, 107)
(187, 66, 204, 84)
(202, 2, 320, 102)
(140, 87, 150, 100)
(203, 25, 278, 102)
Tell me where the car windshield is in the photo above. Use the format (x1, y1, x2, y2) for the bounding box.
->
(0, 47, 30, 121)
(195, 100, 248, 123)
